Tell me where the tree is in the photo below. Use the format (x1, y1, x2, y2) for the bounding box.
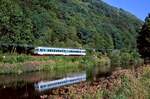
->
(137, 14, 150, 58)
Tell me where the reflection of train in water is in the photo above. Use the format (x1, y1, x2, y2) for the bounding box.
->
(34, 47, 86, 56)
(34, 73, 86, 91)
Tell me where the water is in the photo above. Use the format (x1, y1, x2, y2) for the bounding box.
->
(0, 71, 86, 99)
(0, 65, 112, 99)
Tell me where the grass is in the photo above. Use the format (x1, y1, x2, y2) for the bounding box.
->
(96, 68, 149, 99)
(140, 66, 150, 98)
(0, 53, 86, 74)
(0, 50, 144, 75)
(0, 53, 50, 64)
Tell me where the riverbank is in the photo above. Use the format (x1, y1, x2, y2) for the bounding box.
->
(0, 51, 144, 75)
(46, 65, 150, 99)
(0, 54, 85, 74)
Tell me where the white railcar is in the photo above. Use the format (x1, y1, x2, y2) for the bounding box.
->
(34, 47, 86, 56)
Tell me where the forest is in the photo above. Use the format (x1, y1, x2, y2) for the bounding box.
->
(0, 0, 143, 51)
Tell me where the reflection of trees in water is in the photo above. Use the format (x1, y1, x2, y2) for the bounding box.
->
(0, 71, 72, 87)
(0, 70, 85, 89)
(86, 65, 112, 81)
(0, 71, 85, 98)
(0, 83, 39, 99)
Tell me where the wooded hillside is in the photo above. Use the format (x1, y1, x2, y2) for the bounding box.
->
(0, 0, 142, 50)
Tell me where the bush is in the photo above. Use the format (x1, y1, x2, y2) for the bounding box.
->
(108, 50, 143, 69)
(120, 52, 133, 68)
(94, 55, 111, 74)
(108, 50, 121, 67)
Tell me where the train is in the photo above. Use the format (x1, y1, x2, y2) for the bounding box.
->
(33, 47, 86, 56)
(34, 73, 86, 91)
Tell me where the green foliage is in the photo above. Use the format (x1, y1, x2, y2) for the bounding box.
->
(0, 54, 84, 74)
(108, 50, 143, 69)
(137, 14, 150, 58)
(109, 50, 121, 67)
(0, 54, 33, 64)
(140, 67, 150, 98)
(0, 0, 142, 50)
(94, 55, 111, 73)
(120, 52, 133, 68)
(100, 75, 149, 99)
(112, 76, 132, 99)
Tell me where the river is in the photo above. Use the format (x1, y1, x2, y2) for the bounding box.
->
(0, 71, 87, 99)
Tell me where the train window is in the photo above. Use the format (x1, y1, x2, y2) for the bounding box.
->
(40, 49, 43, 52)
(43, 85, 46, 87)
(40, 85, 44, 88)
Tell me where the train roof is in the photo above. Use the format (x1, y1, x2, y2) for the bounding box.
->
(34, 47, 86, 51)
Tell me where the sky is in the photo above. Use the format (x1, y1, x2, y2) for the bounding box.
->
(103, 0, 150, 21)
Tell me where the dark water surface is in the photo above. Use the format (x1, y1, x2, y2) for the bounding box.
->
(0, 65, 111, 99)
(0, 71, 86, 99)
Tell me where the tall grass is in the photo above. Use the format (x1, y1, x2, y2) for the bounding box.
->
(0, 54, 86, 74)
(0, 53, 52, 64)
(140, 66, 150, 98)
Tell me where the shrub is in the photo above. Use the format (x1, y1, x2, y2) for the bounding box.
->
(120, 52, 132, 68)
(108, 50, 121, 67)
(94, 55, 111, 74)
